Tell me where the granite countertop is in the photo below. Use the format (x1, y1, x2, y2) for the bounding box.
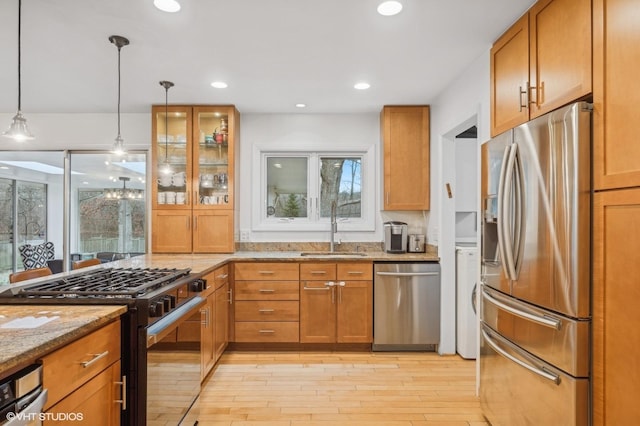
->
(0, 305, 127, 379)
(104, 250, 440, 276)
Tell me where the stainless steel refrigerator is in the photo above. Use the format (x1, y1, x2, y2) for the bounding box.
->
(480, 102, 591, 425)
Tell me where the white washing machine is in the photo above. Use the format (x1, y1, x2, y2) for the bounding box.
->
(456, 244, 478, 359)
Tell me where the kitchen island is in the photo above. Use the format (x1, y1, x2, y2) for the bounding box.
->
(0, 305, 126, 380)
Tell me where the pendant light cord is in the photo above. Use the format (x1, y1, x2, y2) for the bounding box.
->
(117, 44, 122, 139)
(17, 0, 23, 111)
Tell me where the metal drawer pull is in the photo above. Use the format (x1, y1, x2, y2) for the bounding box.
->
(310, 271, 327, 274)
(259, 329, 275, 333)
(81, 350, 109, 368)
(258, 271, 275, 274)
(303, 286, 330, 291)
(115, 375, 127, 410)
(347, 271, 364, 275)
(217, 274, 229, 279)
(259, 289, 275, 293)
(482, 328, 560, 385)
(259, 309, 275, 313)
(483, 289, 561, 330)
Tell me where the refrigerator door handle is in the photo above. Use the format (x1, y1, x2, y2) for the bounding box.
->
(513, 146, 526, 278)
(496, 145, 512, 280)
(482, 287, 562, 330)
(502, 144, 518, 281)
(481, 327, 561, 385)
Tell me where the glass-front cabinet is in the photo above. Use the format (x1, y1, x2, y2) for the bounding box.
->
(151, 105, 238, 253)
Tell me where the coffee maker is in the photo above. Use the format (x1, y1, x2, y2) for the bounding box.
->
(383, 221, 408, 253)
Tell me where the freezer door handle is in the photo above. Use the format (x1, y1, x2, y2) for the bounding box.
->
(482, 288, 562, 330)
(513, 145, 526, 278)
(375, 272, 440, 277)
(481, 327, 560, 385)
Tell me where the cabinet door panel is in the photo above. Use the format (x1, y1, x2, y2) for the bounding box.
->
(193, 210, 234, 253)
(490, 13, 530, 137)
(337, 281, 373, 343)
(529, 0, 591, 118)
(215, 282, 230, 361)
(382, 106, 430, 210)
(593, 188, 640, 424)
(593, 0, 640, 189)
(152, 210, 192, 253)
(299, 282, 336, 343)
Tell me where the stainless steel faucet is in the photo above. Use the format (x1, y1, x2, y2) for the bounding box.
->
(330, 200, 337, 252)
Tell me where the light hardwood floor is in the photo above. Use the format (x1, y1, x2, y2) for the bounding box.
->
(192, 351, 488, 425)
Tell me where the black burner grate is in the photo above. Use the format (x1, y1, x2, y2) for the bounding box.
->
(11, 267, 191, 298)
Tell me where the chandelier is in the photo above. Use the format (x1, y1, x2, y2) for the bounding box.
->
(104, 176, 144, 200)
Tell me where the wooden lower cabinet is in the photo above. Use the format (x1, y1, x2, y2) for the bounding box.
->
(201, 289, 215, 380)
(300, 262, 373, 343)
(593, 188, 640, 424)
(233, 262, 300, 343)
(41, 320, 123, 425)
(214, 280, 230, 360)
(45, 361, 122, 426)
(152, 210, 192, 253)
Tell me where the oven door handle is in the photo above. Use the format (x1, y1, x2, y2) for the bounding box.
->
(146, 296, 206, 348)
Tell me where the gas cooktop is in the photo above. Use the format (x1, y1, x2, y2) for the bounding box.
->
(1, 267, 192, 299)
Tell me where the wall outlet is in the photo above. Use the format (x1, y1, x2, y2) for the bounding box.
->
(240, 230, 250, 242)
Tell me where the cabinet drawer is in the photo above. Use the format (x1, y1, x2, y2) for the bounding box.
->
(235, 322, 300, 342)
(235, 301, 300, 322)
(300, 263, 336, 280)
(235, 281, 300, 300)
(234, 263, 299, 281)
(213, 264, 229, 290)
(337, 262, 373, 280)
(42, 319, 121, 410)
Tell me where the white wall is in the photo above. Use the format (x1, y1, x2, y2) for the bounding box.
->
(428, 49, 490, 354)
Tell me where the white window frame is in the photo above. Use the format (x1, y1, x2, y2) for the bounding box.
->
(251, 144, 376, 232)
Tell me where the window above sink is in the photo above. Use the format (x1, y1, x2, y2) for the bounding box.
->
(251, 145, 376, 232)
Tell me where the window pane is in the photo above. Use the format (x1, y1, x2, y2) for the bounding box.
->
(320, 157, 361, 218)
(0, 179, 14, 282)
(17, 181, 47, 246)
(266, 157, 308, 218)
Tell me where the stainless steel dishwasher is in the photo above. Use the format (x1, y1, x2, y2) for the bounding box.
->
(373, 262, 441, 351)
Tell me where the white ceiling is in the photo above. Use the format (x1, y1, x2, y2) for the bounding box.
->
(0, 0, 534, 115)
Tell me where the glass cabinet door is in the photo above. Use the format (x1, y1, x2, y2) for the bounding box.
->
(153, 106, 192, 208)
(193, 107, 233, 209)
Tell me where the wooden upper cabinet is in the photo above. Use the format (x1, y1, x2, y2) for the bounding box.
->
(381, 106, 430, 210)
(593, 0, 640, 190)
(490, 0, 592, 137)
(151, 105, 239, 253)
(491, 13, 530, 136)
(529, 0, 592, 118)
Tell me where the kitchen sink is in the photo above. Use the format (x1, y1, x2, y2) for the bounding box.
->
(299, 251, 368, 257)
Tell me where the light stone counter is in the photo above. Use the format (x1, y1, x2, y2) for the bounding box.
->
(0, 304, 126, 379)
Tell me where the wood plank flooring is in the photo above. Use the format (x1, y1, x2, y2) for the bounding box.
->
(191, 351, 488, 425)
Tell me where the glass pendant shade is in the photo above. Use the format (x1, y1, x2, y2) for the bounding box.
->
(3, 111, 34, 141)
(112, 135, 125, 155)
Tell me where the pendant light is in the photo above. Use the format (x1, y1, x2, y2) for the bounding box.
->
(159, 81, 174, 175)
(3, 0, 34, 141)
(109, 35, 130, 155)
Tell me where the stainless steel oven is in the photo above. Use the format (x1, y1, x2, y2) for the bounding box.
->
(145, 296, 205, 426)
(0, 267, 207, 426)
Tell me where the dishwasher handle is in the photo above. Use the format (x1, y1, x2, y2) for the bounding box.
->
(375, 271, 439, 277)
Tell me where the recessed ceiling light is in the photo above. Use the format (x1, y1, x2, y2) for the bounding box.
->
(354, 82, 371, 90)
(377, 1, 403, 16)
(273, 163, 282, 168)
(154, 0, 181, 13)
(295, 103, 307, 108)
(82, 181, 90, 185)
(0, 166, 9, 170)
(211, 81, 228, 89)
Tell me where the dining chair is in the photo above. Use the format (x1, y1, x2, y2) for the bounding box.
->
(72, 258, 102, 270)
(9, 267, 53, 283)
